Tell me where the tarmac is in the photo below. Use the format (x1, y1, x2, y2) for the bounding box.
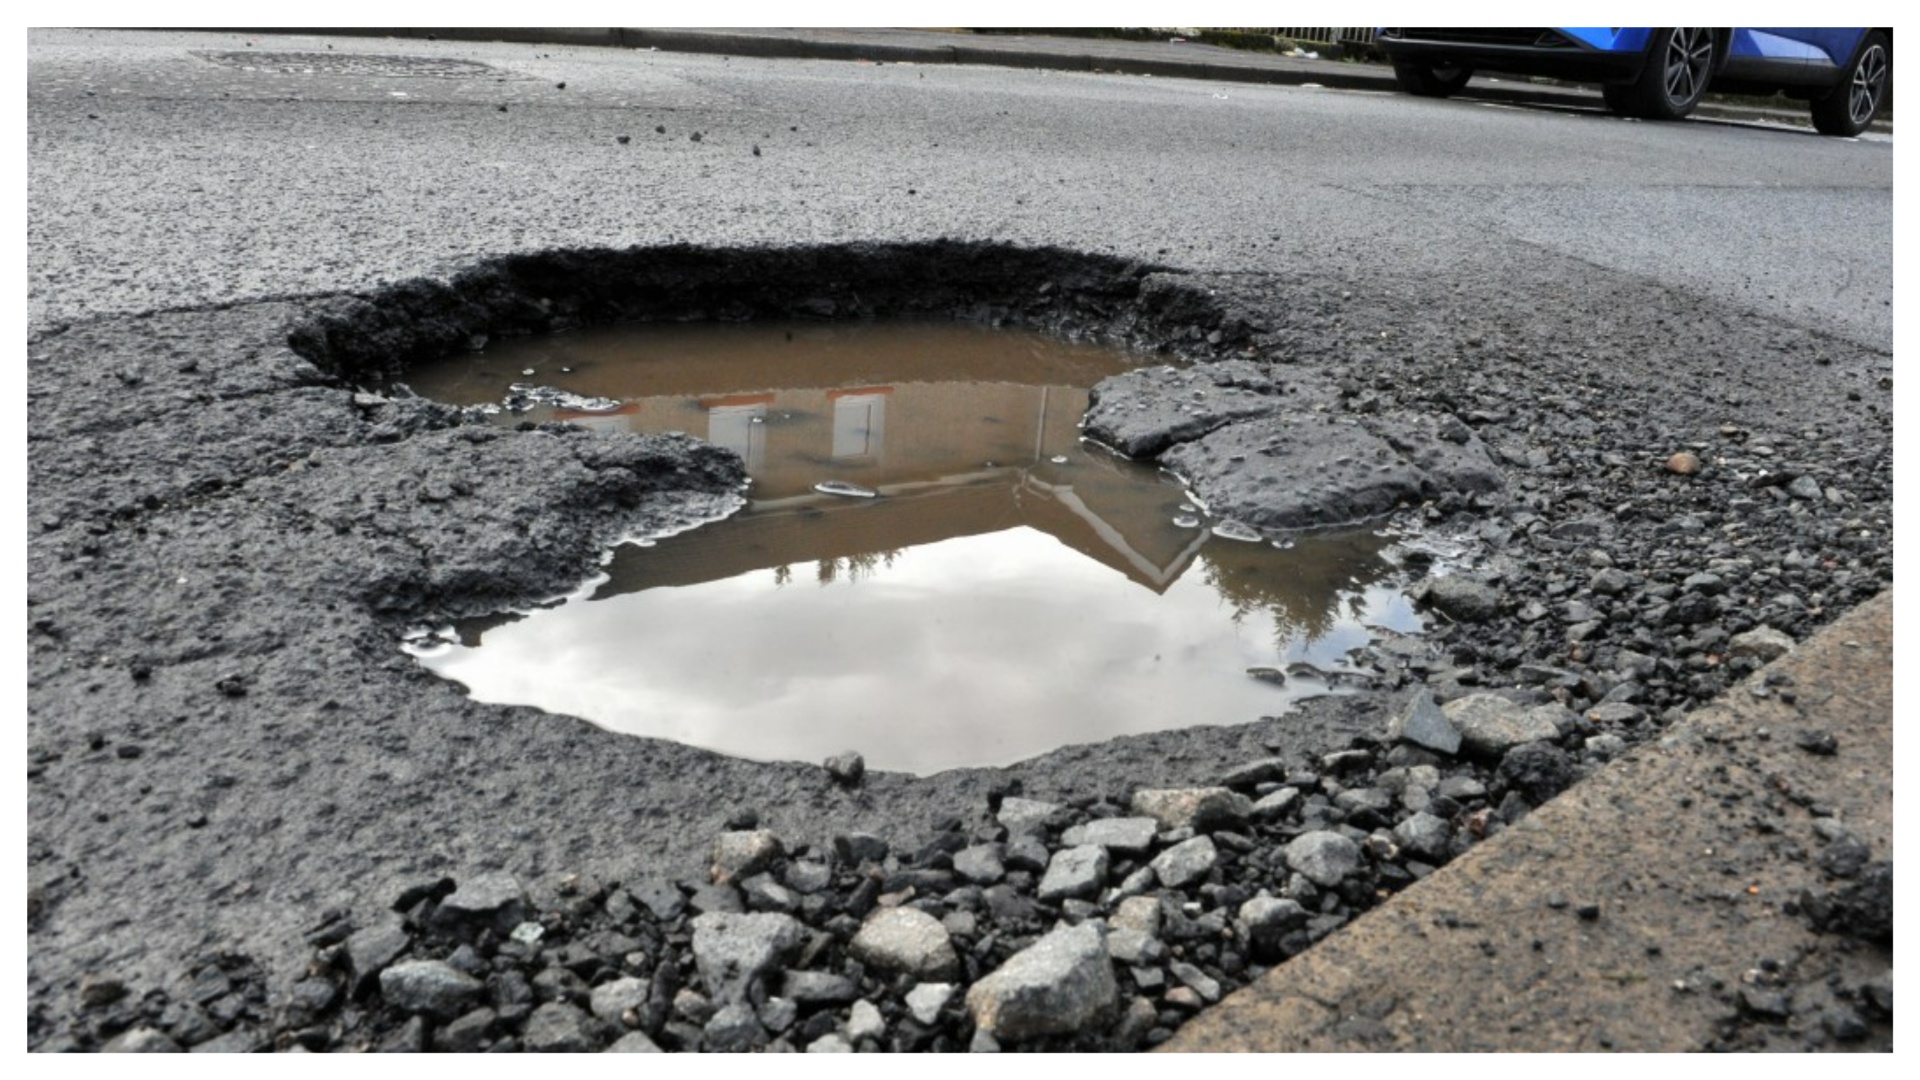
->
(262, 26, 1893, 135)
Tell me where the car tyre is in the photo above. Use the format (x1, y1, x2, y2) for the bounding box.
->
(1611, 27, 1717, 120)
(1392, 60, 1474, 98)
(1810, 30, 1889, 137)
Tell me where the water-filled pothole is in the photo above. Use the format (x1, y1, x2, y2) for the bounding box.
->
(401, 320, 1429, 775)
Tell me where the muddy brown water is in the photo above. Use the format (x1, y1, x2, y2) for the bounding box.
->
(400, 321, 1425, 775)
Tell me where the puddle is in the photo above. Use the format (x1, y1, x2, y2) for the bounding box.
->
(401, 321, 1426, 775)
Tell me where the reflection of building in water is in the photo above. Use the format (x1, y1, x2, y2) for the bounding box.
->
(561, 377, 1395, 637)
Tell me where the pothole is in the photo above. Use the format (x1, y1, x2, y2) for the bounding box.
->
(398, 319, 1439, 774)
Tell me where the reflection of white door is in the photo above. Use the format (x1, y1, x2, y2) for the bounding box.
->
(832, 394, 886, 460)
(707, 404, 767, 473)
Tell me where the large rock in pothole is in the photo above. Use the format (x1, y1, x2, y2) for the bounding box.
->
(966, 923, 1117, 1042)
(1159, 410, 1502, 531)
(848, 906, 960, 981)
(1082, 359, 1305, 458)
(1443, 694, 1563, 757)
(711, 830, 783, 885)
(690, 912, 805, 1004)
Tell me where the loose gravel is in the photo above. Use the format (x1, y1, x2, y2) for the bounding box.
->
(28, 241, 1892, 1051)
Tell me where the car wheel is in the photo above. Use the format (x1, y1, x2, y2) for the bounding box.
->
(1612, 27, 1716, 120)
(1392, 60, 1474, 98)
(1811, 30, 1889, 137)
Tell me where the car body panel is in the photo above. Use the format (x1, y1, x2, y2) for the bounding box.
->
(1378, 27, 1886, 118)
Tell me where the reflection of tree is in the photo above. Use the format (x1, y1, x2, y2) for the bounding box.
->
(811, 549, 904, 586)
(1197, 530, 1395, 649)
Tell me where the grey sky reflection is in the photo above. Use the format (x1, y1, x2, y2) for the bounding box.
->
(425, 525, 1415, 776)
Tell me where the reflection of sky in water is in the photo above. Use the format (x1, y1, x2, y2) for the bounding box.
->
(425, 525, 1418, 776)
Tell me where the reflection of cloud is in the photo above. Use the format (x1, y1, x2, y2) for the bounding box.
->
(425, 527, 1412, 776)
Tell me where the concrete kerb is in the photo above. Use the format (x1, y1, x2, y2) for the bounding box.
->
(1161, 589, 1893, 1052)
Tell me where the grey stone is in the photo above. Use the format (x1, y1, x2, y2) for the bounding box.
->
(674, 989, 715, 1025)
(782, 970, 859, 1004)
(1159, 408, 1500, 531)
(1168, 961, 1221, 1003)
(1437, 775, 1487, 801)
(1105, 927, 1165, 966)
(846, 999, 886, 1043)
(1082, 359, 1292, 458)
(849, 906, 959, 980)
(1218, 757, 1287, 789)
(1424, 575, 1501, 622)
(952, 843, 1006, 885)
(823, 751, 865, 785)
(1586, 702, 1647, 725)
(996, 797, 1061, 835)
(1038, 845, 1109, 902)
(966, 923, 1117, 1042)
(1060, 816, 1159, 855)
(346, 914, 411, 989)
(711, 830, 784, 885)
(1112, 895, 1163, 937)
(1787, 474, 1823, 500)
(1444, 693, 1561, 757)
(741, 874, 796, 913)
(1390, 690, 1462, 754)
(1584, 734, 1629, 761)
(1589, 567, 1636, 595)
(379, 959, 484, 1019)
(605, 1031, 663, 1052)
(438, 1007, 496, 1052)
(1130, 787, 1249, 831)
(704, 1001, 767, 1051)
(1249, 786, 1302, 820)
(1003, 833, 1051, 873)
(1149, 835, 1218, 889)
(783, 859, 832, 894)
(807, 1034, 854, 1053)
(1729, 625, 1794, 662)
(1239, 895, 1307, 960)
(832, 832, 888, 867)
(759, 996, 797, 1034)
(522, 1001, 600, 1052)
(1497, 741, 1575, 803)
(1392, 812, 1453, 863)
(588, 975, 647, 1025)
(690, 912, 805, 1004)
(102, 1027, 182, 1052)
(1283, 831, 1362, 888)
(439, 870, 524, 919)
(906, 982, 955, 1026)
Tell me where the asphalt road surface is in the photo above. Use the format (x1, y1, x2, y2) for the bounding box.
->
(30, 29, 1890, 349)
(26, 28, 1893, 1051)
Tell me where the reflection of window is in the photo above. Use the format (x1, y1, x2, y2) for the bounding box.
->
(701, 394, 774, 474)
(830, 391, 888, 460)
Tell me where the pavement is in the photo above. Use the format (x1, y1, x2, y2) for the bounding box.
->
(1166, 589, 1893, 1051)
(259, 26, 1892, 135)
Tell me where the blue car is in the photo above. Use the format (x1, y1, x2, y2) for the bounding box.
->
(1376, 28, 1890, 136)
